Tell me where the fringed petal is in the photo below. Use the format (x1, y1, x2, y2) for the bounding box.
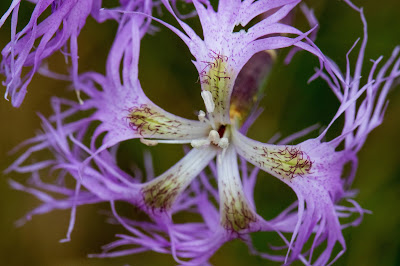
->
(160, 0, 323, 126)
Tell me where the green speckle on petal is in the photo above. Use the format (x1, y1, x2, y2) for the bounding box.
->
(251, 146, 313, 180)
(221, 188, 257, 232)
(142, 166, 185, 210)
(140, 148, 216, 212)
(218, 147, 258, 232)
(200, 52, 233, 124)
(127, 104, 189, 138)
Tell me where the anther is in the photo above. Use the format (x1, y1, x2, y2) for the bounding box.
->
(208, 130, 220, 145)
(140, 138, 158, 146)
(198, 110, 206, 122)
(201, 90, 215, 113)
(218, 137, 229, 149)
(191, 139, 210, 148)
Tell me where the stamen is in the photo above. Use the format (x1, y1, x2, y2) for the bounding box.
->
(201, 90, 215, 113)
(154, 139, 193, 144)
(191, 139, 210, 148)
(198, 110, 206, 122)
(191, 126, 230, 150)
(209, 129, 230, 148)
(140, 138, 159, 146)
(208, 130, 220, 145)
(218, 137, 229, 149)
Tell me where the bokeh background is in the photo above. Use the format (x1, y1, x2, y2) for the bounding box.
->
(1, 0, 400, 265)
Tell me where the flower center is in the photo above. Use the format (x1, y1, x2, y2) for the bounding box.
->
(191, 124, 230, 149)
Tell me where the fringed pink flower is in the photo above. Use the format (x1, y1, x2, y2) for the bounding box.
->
(4, 1, 400, 265)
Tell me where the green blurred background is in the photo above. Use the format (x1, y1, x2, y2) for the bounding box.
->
(1, 0, 399, 265)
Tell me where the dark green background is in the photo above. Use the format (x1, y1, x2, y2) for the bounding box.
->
(1, 0, 399, 265)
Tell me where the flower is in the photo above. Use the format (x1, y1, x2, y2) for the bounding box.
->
(68, 1, 328, 236)
(5, 0, 400, 265)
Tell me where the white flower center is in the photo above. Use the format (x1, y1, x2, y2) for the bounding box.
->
(191, 129, 229, 149)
